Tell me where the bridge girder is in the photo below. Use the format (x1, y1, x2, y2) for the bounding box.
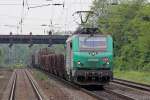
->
(0, 35, 69, 46)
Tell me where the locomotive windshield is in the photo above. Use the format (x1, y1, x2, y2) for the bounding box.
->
(79, 36, 107, 51)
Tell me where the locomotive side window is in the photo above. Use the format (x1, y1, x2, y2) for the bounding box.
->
(70, 42, 72, 49)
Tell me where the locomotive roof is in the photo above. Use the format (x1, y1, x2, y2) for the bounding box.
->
(66, 34, 110, 43)
(74, 28, 99, 35)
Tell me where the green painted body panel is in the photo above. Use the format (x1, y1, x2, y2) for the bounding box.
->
(70, 35, 113, 70)
(72, 35, 79, 52)
(73, 52, 113, 70)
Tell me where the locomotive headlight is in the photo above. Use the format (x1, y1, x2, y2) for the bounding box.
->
(92, 52, 96, 56)
(77, 61, 81, 65)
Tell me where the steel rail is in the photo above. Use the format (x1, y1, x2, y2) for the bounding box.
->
(38, 69, 137, 100)
(104, 89, 136, 100)
(9, 72, 17, 100)
(112, 78, 150, 92)
(39, 69, 105, 100)
(25, 70, 43, 100)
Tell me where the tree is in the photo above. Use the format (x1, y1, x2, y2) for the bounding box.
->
(90, 0, 150, 71)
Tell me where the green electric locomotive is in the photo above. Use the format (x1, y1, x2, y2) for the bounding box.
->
(32, 28, 113, 86)
(65, 28, 113, 85)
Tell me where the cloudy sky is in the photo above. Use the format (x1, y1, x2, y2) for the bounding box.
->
(0, 0, 93, 35)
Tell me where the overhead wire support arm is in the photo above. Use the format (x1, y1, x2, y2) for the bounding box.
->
(29, 3, 64, 9)
(29, 4, 52, 9)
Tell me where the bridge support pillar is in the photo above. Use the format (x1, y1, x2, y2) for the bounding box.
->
(9, 32, 13, 48)
(48, 31, 52, 47)
(29, 32, 33, 48)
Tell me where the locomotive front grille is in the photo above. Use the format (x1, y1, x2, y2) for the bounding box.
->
(83, 61, 99, 68)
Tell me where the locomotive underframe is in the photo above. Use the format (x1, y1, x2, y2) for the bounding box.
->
(73, 70, 113, 85)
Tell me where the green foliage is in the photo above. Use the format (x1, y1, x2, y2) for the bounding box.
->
(12, 63, 24, 69)
(91, 0, 150, 71)
(33, 70, 48, 81)
(0, 44, 65, 67)
(114, 70, 150, 85)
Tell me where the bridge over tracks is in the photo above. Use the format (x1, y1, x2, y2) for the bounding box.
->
(0, 33, 69, 47)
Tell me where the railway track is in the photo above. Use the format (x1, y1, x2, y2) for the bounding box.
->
(7, 69, 149, 100)
(82, 78, 150, 100)
(9, 71, 17, 100)
(40, 69, 138, 100)
(93, 89, 136, 100)
(25, 70, 43, 100)
(3, 69, 47, 100)
(112, 78, 150, 92)
(37, 69, 105, 100)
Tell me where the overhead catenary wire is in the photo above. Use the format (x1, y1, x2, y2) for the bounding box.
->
(0, 2, 90, 6)
(0, 0, 93, 33)
(0, 3, 58, 6)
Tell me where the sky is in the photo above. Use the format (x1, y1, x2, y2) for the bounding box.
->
(0, 0, 93, 35)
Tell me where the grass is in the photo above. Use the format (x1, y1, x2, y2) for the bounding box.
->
(7, 63, 25, 69)
(33, 70, 48, 81)
(114, 70, 150, 85)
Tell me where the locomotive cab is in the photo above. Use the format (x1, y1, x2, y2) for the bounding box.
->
(66, 28, 113, 85)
